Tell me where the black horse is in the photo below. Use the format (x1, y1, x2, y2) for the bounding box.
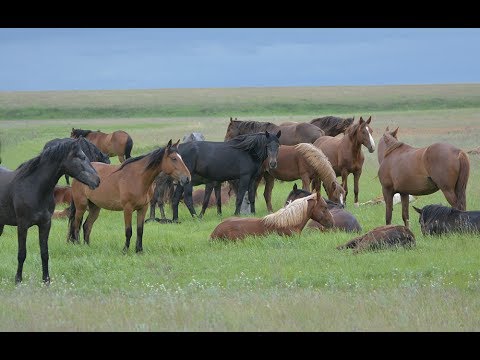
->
(170, 131, 281, 222)
(309, 116, 355, 137)
(0, 138, 100, 284)
(413, 204, 480, 235)
(44, 136, 110, 184)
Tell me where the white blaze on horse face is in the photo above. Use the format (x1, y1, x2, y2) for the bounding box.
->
(339, 194, 343, 205)
(366, 126, 375, 150)
(177, 153, 183, 161)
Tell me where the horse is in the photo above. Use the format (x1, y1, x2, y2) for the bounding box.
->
(259, 143, 345, 213)
(71, 128, 133, 163)
(309, 116, 355, 137)
(285, 184, 361, 233)
(210, 190, 334, 241)
(182, 132, 205, 142)
(54, 185, 72, 205)
(68, 140, 191, 253)
(336, 225, 415, 253)
(413, 204, 480, 236)
(44, 136, 110, 184)
(171, 131, 281, 222)
(0, 138, 100, 284)
(377, 127, 470, 228)
(224, 117, 323, 145)
(192, 183, 233, 208)
(313, 116, 375, 206)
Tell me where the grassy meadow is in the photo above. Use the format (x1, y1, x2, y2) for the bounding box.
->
(0, 84, 480, 331)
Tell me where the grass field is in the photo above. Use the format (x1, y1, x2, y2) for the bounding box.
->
(0, 84, 480, 331)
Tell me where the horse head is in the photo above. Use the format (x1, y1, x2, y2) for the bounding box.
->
(377, 126, 399, 164)
(310, 192, 334, 229)
(356, 116, 375, 153)
(265, 130, 281, 169)
(64, 139, 100, 190)
(163, 139, 191, 186)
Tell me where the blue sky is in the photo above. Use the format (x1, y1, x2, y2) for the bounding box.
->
(0, 28, 479, 91)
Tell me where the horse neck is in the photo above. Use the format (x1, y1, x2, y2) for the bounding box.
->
(22, 158, 64, 196)
(128, 156, 163, 191)
(342, 132, 363, 162)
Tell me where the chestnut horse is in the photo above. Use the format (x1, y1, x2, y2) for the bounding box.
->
(378, 127, 470, 228)
(313, 116, 375, 206)
(224, 117, 324, 145)
(71, 128, 133, 163)
(285, 184, 361, 233)
(68, 140, 191, 253)
(54, 185, 72, 205)
(210, 191, 334, 241)
(259, 143, 345, 212)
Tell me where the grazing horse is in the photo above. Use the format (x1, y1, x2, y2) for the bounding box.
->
(44, 136, 110, 184)
(0, 139, 100, 284)
(336, 225, 415, 253)
(309, 116, 355, 137)
(68, 140, 191, 253)
(259, 143, 345, 213)
(224, 117, 323, 145)
(171, 131, 281, 222)
(285, 184, 361, 232)
(210, 191, 334, 241)
(377, 127, 470, 228)
(413, 204, 480, 236)
(71, 128, 133, 163)
(313, 116, 375, 206)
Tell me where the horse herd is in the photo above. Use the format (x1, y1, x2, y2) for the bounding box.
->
(0, 116, 478, 284)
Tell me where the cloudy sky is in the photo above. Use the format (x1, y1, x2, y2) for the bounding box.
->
(0, 28, 478, 91)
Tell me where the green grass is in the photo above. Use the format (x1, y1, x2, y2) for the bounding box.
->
(1, 84, 480, 331)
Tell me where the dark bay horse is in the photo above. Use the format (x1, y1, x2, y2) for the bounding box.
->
(68, 140, 191, 252)
(285, 184, 361, 233)
(378, 127, 470, 228)
(171, 131, 281, 222)
(0, 139, 100, 284)
(71, 128, 133, 163)
(259, 143, 345, 213)
(313, 116, 375, 206)
(44, 136, 110, 184)
(413, 204, 480, 236)
(337, 225, 415, 253)
(309, 116, 355, 137)
(224, 118, 323, 145)
(210, 191, 334, 241)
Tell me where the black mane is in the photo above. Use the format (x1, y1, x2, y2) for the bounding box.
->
(231, 120, 279, 134)
(116, 145, 175, 172)
(310, 116, 354, 136)
(227, 132, 274, 161)
(71, 129, 92, 138)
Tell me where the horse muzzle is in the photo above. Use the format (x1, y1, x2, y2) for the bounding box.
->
(87, 174, 101, 190)
(269, 161, 278, 169)
(179, 175, 190, 186)
(368, 146, 375, 153)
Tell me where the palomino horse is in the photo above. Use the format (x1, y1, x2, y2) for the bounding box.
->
(412, 204, 480, 236)
(285, 184, 361, 233)
(313, 116, 375, 206)
(210, 191, 334, 241)
(377, 127, 470, 227)
(224, 117, 324, 145)
(309, 116, 355, 137)
(71, 128, 134, 163)
(0, 139, 100, 284)
(68, 140, 191, 253)
(259, 143, 345, 213)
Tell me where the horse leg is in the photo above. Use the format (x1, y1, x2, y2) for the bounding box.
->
(214, 182, 222, 215)
(382, 187, 394, 225)
(135, 205, 148, 253)
(235, 177, 250, 215)
(123, 208, 133, 253)
(199, 183, 215, 218)
(263, 172, 275, 213)
(82, 202, 101, 245)
(400, 193, 410, 228)
(301, 174, 311, 191)
(248, 179, 256, 214)
(341, 169, 349, 204)
(353, 170, 362, 206)
(0, 225, 3, 236)
(65, 174, 70, 185)
(72, 203, 87, 244)
(15, 223, 28, 284)
(145, 191, 158, 223)
(38, 220, 52, 284)
(183, 182, 197, 218)
(441, 189, 459, 210)
(171, 185, 184, 222)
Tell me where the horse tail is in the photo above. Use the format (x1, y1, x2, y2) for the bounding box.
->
(455, 150, 470, 211)
(336, 237, 360, 250)
(124, 135, 133, 159)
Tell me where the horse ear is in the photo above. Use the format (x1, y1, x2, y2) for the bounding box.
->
(391, 127, 399, 138)
(385, 126, 390, 132)
(276, 130, 281, 139)
(230, 117, 233, 122)
(366, 116, 372, 124)
(412, 205, 423, 214)
(293, 183, 298, 190)
(359, 116, 364, 124)
(174, 139, 180, 147)
(167, 139, 172, 149)
(265, 130, 270, 138)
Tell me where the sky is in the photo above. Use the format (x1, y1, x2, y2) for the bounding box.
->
(0, 28, 479, 91)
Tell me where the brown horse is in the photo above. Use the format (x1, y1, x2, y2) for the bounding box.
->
(71, 128, 133, 163)
(224, 117, 324, 145)
(313, 116, 375, 206)
(309, 116, 355, 137)
(193, 183, 233, 208)
(377, 127, 470, 227)
(285, 184, 361, 233)
(259, 143, 345, 212)
(210, 191, 334, 241)
(68, 140, 191, 252)
(53, 185, 72, 205)
(336, 225, 415, 253)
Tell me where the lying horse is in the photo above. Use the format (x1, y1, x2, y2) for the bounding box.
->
(413, 204, 480, 236)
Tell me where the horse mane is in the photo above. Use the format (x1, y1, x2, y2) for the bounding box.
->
(231, 120, 278, 134)
(311, 116, 354, 134)
(115, 146, 175, 173)
(71, 129, 92, 138)
(383, 134, 405, 158)
(344, 121, 361, 138)
(262, 193, 316, 229)
(295, 143, 336, 191)
(15, 139, 76, 180)
(227, 132, 271, 160)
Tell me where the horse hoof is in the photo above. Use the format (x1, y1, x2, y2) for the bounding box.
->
(354, 202, 359, 208)
(43, 277, 51, 285)
(136, 248, 143, 254)
(15, 276, 22, 284)
(144, 218, 155, 223)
